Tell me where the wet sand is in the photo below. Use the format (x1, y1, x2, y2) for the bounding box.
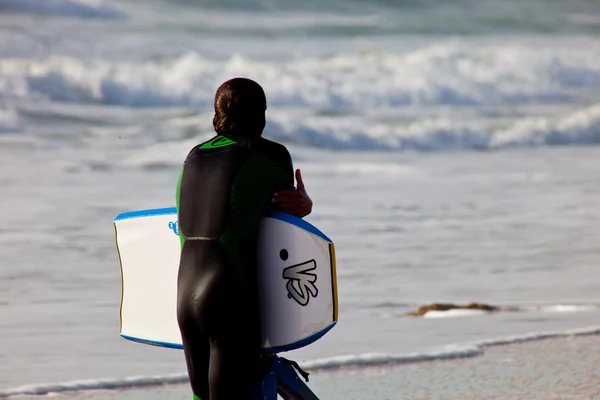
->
(28, 334, 600, 400)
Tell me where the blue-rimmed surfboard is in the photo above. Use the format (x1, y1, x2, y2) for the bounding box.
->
(114, 208, 338, 353)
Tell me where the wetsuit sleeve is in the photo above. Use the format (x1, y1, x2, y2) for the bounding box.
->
(227, 151, 294, 245)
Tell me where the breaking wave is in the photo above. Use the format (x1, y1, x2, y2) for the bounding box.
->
(0, 107, 20, 133)
(1, 42, 600, 108)
(0, 0, 125, 19)
(265, 103, 600, 150)
(112, 103, 600, 166)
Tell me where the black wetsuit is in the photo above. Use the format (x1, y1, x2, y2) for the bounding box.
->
(176, 134, 294, 400)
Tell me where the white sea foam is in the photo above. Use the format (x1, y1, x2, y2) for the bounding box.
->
(1, 42, 599, 108)
(301, 345, 483, 371)
(0, 0, 125, 19)
(2, 326, 598, 397)
(325, 162, 421, 175)
(3, 43, 599, 152)
(266, 103, 600, 150)
(419, 303, 600, 319)
(474, 326, 600, 348)
(111, 102, 600, 164)
(0, 374, 188, 397)
(490, 103, 600, 148)
(0, 107, 20, 133)
(423, 309, 489, 319)
(534, 304, 599, 313)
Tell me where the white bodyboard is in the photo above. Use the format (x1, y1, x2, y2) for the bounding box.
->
(114, 208, 338, 353)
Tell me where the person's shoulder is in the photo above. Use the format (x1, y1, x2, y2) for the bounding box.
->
(183, 136, 226, 162)
(183, 145, 198, 162)
(249, 137, 291, 162)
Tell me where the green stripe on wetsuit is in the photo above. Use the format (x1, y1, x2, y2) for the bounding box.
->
(199, 135, 237, 149)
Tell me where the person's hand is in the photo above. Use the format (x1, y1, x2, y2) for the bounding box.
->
(272, 169, 313, 217)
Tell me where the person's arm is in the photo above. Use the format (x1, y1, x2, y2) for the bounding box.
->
(227, 154, 294, 244)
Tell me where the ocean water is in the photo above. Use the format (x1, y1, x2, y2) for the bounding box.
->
(1, 0, 600, 398)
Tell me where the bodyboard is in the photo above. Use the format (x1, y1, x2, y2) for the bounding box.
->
(114, 208, 337, 353)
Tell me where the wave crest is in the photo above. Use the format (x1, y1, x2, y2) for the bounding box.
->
(0, 107, 20, 133)
(264, 103, 600, 151)
(0, 0, 125, 19)
(2, 42, 600, 108)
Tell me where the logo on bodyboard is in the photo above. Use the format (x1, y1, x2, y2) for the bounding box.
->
(281, 251, 318, 306)
(169, 221, 179, 236)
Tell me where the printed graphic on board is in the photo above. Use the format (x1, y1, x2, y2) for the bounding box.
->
(282, 258, 318, 306)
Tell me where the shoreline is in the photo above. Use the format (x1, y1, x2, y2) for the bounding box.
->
(5, 332, 600, 400)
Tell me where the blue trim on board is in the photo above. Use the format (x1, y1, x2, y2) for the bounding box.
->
(114, 208, 332, 243)
(121, 334, 183, 349)
(121, 323, 336, 353)
(114, 207, 176, 222)
(262, 322, 337, 353)
(268, 211, 332, 243)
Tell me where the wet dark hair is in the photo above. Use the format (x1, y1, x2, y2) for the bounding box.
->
(212, 77, 267, 137)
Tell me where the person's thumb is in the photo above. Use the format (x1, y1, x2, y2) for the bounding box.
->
(295, 169, 305, 190)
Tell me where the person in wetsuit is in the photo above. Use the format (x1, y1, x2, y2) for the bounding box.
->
(176, 77, 312, 400)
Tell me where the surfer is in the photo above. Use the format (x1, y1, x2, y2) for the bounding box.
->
(176, 77, 312, 400)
